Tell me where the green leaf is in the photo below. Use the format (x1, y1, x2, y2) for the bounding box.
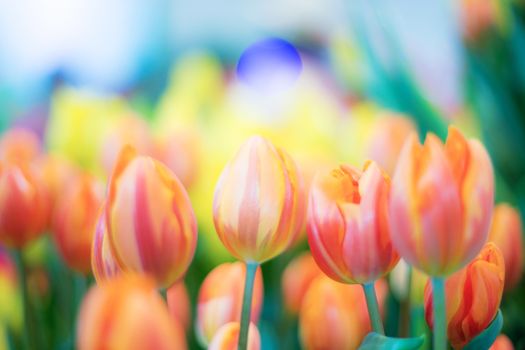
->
(358, 332, 425, 350)
(463, 309, 503, 350)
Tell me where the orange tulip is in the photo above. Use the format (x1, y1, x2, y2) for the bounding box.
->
(490, 335, 514, 350)
(167, 281, 191, 331)
(106, 146, 197, 288)
(209, 322, 261, 350)
(196, 262, 263, 346)
(52, 173, 104, 273)
(213, 136, 305, 263)
(77, 275, 187, 350)
(390, 126, 494, 276)
(424, 242, 505, 349)
(299, 276, 388, 350)
(91, 205, 122, 282)
(282, 252, 323, 314)
(0, 128, 41, 165)
(488, 204, 524, 290)
(0, 162, 49, 248)
(307, 161, 399, 284)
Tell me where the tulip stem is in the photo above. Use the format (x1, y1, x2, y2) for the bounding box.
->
(431, 277, 447, 350)
(363, 282, 384, 334)
(238, 261, 258, 350)
(14, 250, 35, 350)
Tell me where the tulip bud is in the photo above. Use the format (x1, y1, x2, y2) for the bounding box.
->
(91, 205, 122, 282)
(490, 335, 514, 350)
(0, 162, 50, 248)
(488, 204, 524, 290)
(282, 252, 322, 314)
(213, 136, 305, 263)
(77, 275, 187, 350)
(52, 173, 104, 273)
(390, 127, 494, 276)
(167, 281, 191, 331)
(209, 322, 261, 350)
(0, 128, 41, 165)
(196, 262, 263, 346)
(424, 242, 504, 349)
(299, 276, 388, 350)
(307, 161, 399, 284)
(106, 146, 197, 288)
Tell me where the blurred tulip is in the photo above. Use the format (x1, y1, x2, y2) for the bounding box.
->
(299, 276, 388, 350)
(0, 247, 22, 332)
(366, 115, 417, 175)
(0, 128, 41, 165)
(488, 204, 524, 290)
(0, 162, 50, 248)
(196, 262, 263, 346)
(282, 252, 322, 314)
(167, 281, 191, 331)
(106, 146, 197, 288)
(424, 242, 505, 349)
(307, 161, 399, 284)
(209, 322, 261, 350)
(91, 205, 121, 283)
(390, 126, 494, 276)
(461, 0, 502, 42)
(490, 335, 514, 350)
(52, 173, 104, 273)
(213, 136, 305, 263)
(77, 275, 187, 350)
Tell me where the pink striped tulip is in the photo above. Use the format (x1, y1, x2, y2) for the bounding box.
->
(307, 161, 399, 284)
(91, 205, 122, 282)
(209, 322, 261, 350)
(213, 136, 305, 263)
(106, 146, 197, 288)
(390, 126, 494, 276)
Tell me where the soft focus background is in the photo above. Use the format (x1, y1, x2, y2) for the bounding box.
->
(1, 0, 524, 349)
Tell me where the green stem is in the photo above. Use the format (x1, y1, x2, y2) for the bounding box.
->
(431, 277, 447, 350)
(363, 282, 384, 334)
(238, 261, 258, 350)
(14, 250, 35, 350)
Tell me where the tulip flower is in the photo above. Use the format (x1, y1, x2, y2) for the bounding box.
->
(196, 262, 263, 346)
(299, 276, 388, 350)
(0, 128, 41, 165)
(91, 206, 122, 283)
(0, 162, 50, 248)
(461, 0, 502, 42)
(106, 146, 197, 288)
(52, 173, 104, 273)
(77, 275, 187, 350)
(209, 322, 261, 350)
(488, 204, 524, 290)
(490, 335, 514, 350)
(424, 242, 505, 349)
(282, 252, 323, 314)
(167, 281, 191, 331)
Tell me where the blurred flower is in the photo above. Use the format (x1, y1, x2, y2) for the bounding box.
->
(299, 276, 388, 350)
(461, 0, 503, 42)
(490, 335, 514, 350)
(196, 262, 263, 346)
(0, 247, 22, 333)
(390, 126, 494, 276)
(209, 322, 261, 350)
(389, 259, 428, 304)
(106, 146, 197, 288)
(52, 173, 103, 273)
(488, 204, 524, 290)
(0, 162, 50, 248)
(0, 128, 41, 165)
(307, 161, 399, 284)
(77, 275, 187, 350)
(167, 281, 191, 332)
(91, 205, 121, 283)
(282, 252, 323, 314)
(213, 136, 305, 263)
(424, 242, 504, 349)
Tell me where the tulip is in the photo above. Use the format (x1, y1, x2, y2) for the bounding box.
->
(282, 252, 323, 314)
(390, 126, 494, 276)
(461, 0, 502, 42)
(0, 162, 50, 248)
(52, 173, 104, 273)
(91, 205, 122, 283)
(77, 275, 187, 350)
(167, 281, 191, 331)
(488, 204, 524, 290)
(209, 322, 261, 350)
(299, 276, 388, 350)
(490, 335, 514, 350)
(106, 146, 197, 288)
(196, 262, 263, 346)
(424, 242, 505, 349)
(0, 128, 41, 165)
